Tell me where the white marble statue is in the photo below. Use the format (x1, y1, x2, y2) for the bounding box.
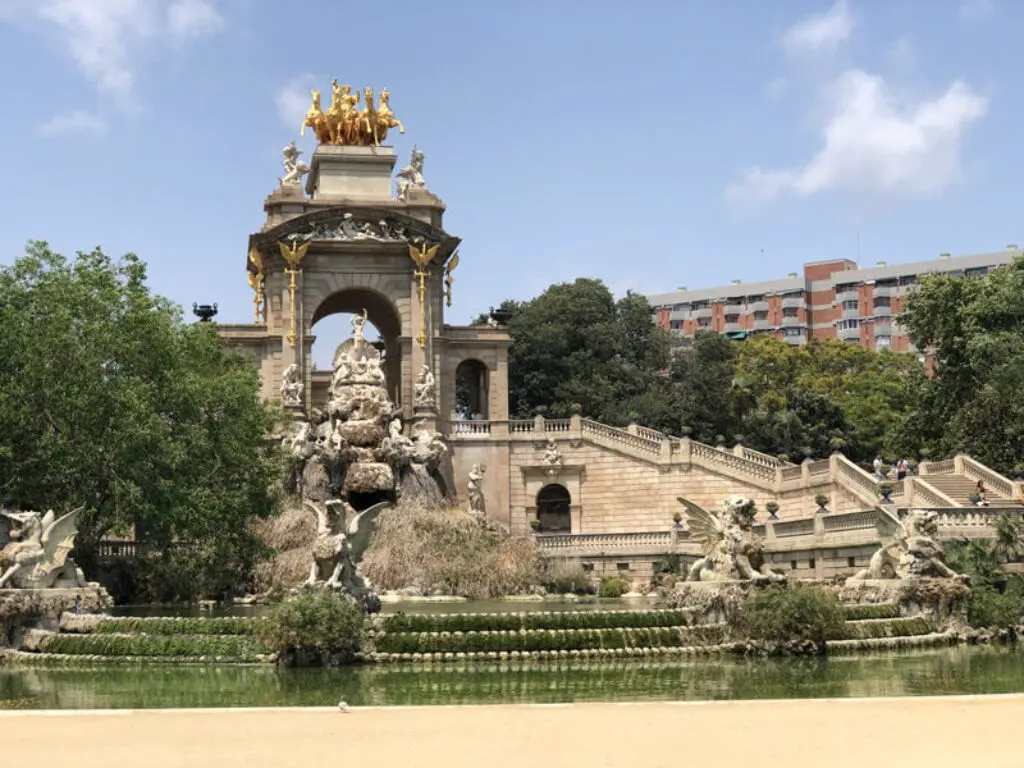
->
(680, 495, 785, 584)
(848, 509, 964, 583)
(351, 310, 368, 344)
(542, 438, 563, 475)
(280, 363, 303, 406)
(395, 145, 426, 201)
(467, 464, 486, 516)
(0, 508, 88, 589)
(414, 364, 435, 408)
(280, 140, 310, 187)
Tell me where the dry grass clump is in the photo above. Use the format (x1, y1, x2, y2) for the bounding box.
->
(360, 502, 540, 599)
(250, 501, 318, 591)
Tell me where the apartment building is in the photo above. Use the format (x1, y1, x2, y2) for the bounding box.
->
(647, 246, 1022, 353)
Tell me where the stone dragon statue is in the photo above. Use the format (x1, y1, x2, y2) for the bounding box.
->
(678, 496, 785, 583)
(0, 507, 87, 590)
(304, 499, 386, 597)
(848, 508, 965, 583)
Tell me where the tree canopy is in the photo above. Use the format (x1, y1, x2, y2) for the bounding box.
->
(892, 257, 1024, 473)
(480, 278, 926, 465)
(0, 242, 281, 599)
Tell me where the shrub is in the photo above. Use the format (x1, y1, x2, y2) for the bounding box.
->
(814, 493, 830, 508)
(540, 558, 595, 595)
(94, 616, 260, 636)
(258, 589, 365, 666)
(967, 586, 1024, 629)
(598, 577, 631, 598)
(360, 503, 541, 599)
(39, 633, 266, 661)
(740, 585, 845, 649)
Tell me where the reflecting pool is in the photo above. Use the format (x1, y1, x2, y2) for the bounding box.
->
(2, 646, 1023, 710)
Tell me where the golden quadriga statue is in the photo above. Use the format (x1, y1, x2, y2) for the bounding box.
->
(301, 81, 405, 147)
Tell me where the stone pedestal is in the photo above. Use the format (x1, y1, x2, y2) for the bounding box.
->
(306, 145, 397, 202)
(412, 405, 438, 436)
(1, 585, 112, 650)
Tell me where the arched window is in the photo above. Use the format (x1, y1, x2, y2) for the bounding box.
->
(536, 484, 571, 533)
(455, 359, 489, 420)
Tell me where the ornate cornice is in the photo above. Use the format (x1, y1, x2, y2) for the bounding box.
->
(247, 207, 460, 272)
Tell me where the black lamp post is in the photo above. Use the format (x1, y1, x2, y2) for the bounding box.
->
(192, 302, 219, 322)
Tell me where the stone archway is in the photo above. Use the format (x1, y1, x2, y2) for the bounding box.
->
(454, 359, 490, 420)
(536, 484, 572, 533)
(309, 287, 403, 407)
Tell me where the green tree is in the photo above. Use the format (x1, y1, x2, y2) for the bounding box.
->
(895, 256, 1024, 472)
(493, 279, 669, 423)
(0, 243, 281, 599)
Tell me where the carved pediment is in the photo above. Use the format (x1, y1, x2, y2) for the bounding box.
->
(248, 207, 460, 272)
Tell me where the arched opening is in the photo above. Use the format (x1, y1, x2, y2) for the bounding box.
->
(454, 359, 490, 421)
(309, 288, 402, 407)
(536, 484, 572, 533)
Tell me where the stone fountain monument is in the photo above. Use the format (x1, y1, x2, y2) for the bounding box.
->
(0, 507, 111, 649)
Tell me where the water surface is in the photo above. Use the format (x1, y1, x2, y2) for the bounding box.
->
(2, 646, 1023, 710)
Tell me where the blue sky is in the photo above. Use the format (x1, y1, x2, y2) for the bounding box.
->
(0, 0, 1019, 360)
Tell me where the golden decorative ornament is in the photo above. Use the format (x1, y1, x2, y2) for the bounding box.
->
(408, 243, 439, 349)
(301, 82, 404, 147)
(444, 250, 459, 308)
(279, 240, 310, 347)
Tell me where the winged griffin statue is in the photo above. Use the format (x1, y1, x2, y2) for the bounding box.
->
(303, 499, 386, 597)
(678, 496, 784, 583)
(0, 507, 87, 590)
(848, 508, 964, 583)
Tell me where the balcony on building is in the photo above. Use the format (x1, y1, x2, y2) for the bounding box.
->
(723, 299, 744, 314)
(873, 302, 892, 317)
(724, 321, 741, 333)
(873, 283, 895, 298)
(749, 299, 769, 313)
(875, 335, 893, 350)
(781, 315, 803, 327)
(840, 301, 859, 319)
(783, 329, 806, 345)
(781, 293, 804, 309)
(837, 322, 860, 340)
(835, 285, 859, 303)
(691, 306, 712, 319)
(753, 318, 771, 330)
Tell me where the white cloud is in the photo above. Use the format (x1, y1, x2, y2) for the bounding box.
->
(167, 0, 223, 37)
(38, 109, 107, 136)
(276, 74, 318, 130)
(783, 0, 854, 56)
(11, 0, 222, 100)
(959, 0, 994, 19)
(726, 71, 988, 204)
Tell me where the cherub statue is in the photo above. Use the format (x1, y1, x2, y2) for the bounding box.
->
(848, 508, 964, 583)
(280, 140, 309, 187)
(395, 145, 426, 201)
(679, 496, 784, 583)
(0, 507, 87, 589)
(414, 365, 435, 408)
(280, 363, 303, 406)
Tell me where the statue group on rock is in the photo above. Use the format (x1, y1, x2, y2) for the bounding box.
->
(0, 507, 88, 590)
(678, 496, 784, 584)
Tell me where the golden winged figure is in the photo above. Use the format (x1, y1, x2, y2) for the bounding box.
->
(408, 243, 440, 270)
(248, 247, 264, 272)
(279, 240, 310, 270)
(444, 250, 460, 307)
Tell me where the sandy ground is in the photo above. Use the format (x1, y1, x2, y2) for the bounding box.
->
(2, 695, 1021, 767)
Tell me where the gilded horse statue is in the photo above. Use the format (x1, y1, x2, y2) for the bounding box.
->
(326, 80, 361, 145)
(358, 87, 381, 145)
(300, 89, 331, 144)
(374, 88, 404, 144)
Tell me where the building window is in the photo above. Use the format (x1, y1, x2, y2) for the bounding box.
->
(616, 562, 630, 571)
(835, 283, 857, 294)
(669, 320, 683, 330)
(876, 335, 892, 348)
(837, 319, 860, 330)
(582, 563, 594, 572)
(725, 314, 739, 323)
(783, 327, 804, 337)
(841, 299, 858, 310)
(754, 311, 768, 321)
(781, 291, 803, 299)
(747, 294, 765, 303)
(697, 318, 710, 328)
(672, 303, 689, 312)
(691, 301, 709, 310)
(899, 275, 917, 286)
(873, 297, 890, 308)
(782, 307, 800, 317)
(966, 267, 990, 278)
